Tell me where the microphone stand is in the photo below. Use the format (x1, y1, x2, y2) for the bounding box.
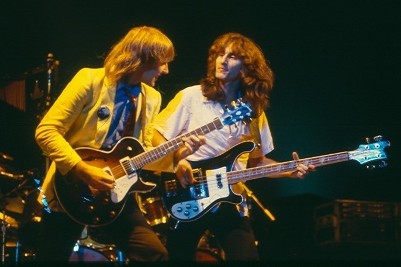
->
(243, 184, 276, 221)
(1, 198, 8, 264)
(43, 52, 59, 173)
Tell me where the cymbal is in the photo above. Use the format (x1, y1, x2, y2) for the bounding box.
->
(0, 211, 19, 228)
(0, 162, 24, 179)
(0, 170, 25, 181)
(6, 240, 22, 247)
(0, 152, 14, 162)
(4, 195, 25, 214)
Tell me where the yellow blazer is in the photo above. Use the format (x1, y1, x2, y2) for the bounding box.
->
(35, 67, 162, 210)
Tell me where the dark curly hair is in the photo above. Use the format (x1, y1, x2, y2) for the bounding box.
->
(200, 33, 274, 117)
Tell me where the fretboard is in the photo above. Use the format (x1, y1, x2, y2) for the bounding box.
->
(228, 151, 351, 184)
(131, 117, 224, 169)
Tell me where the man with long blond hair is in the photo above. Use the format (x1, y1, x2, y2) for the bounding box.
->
(34, 26, 204, 262)
(151, 32, 314, 260)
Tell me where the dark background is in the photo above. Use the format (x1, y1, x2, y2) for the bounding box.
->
(1, 0, 400, 261)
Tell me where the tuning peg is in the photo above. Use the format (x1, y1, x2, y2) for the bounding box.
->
(378, 160, 388, 168)
(373, 135, 383, 142)
(241, 117, 252, 125)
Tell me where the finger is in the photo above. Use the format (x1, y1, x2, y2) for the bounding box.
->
(292, 152, 300, 161)
(182, 138, 197, 153)
(190, 135, 206, 146)
(199, 135, 206, 145)
(179, 177, 187, 188)
(185, 171, 195, 184)
(297, 164, 308, 172)
(176, 172, 187, 188)
(176, 167, 189, 188)
(101, 177, 114, 184)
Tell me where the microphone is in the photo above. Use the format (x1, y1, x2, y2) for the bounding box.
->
(47, 52, 54, 95)
(46, 52, 54, 69)
(46, 52, 60, 91)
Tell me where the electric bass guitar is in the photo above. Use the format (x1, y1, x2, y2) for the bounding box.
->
(161, 135, 390, 222)
(54, 100, 253, 226)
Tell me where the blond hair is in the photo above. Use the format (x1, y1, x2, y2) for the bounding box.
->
(104, 26, 175, 84)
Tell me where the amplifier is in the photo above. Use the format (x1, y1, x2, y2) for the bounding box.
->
(314, 199, 400, 245)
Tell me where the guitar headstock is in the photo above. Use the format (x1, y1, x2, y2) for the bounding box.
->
(221, 99, 253, 126)
(349, 135, 390, 167)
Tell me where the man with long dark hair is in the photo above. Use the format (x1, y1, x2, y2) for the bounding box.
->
(151, 32, 315, 260)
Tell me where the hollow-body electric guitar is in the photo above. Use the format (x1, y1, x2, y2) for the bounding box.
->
(54, 101, 253, 226)
(161, 136, 390, 222)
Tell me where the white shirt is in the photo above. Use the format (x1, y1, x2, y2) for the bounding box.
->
(153, 85, 274, 170)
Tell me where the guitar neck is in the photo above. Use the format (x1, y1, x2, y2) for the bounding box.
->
(228, 151, 351, 184)
(131, 118, 224, 169)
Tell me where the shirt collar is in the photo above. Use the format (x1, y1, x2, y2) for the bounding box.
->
(117, 82, 141, 97)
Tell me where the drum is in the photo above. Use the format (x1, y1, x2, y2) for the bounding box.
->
(69, 239, 124, 262)
(136, 193, 169, 227)
(142, 196, 169, 226)
(69, 246, 113, 262)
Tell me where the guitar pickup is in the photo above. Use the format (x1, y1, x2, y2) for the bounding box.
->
(120, 157, 136, 176)
(164, 179, 178, 197)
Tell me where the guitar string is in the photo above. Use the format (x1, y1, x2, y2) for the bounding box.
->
(105, 123, 221, 178)
(103, 103, 251, 177)
(110, 145, 380, 188)
(104, 113, 244, 178)
(181, 152, 355, 189)
(198, 147, 386, 189)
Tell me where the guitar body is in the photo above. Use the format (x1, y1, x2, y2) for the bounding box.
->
(161, 141, 256, 222)
(54, 137, 156, 226)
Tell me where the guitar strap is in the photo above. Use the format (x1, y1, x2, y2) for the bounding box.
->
(230, 115, 261, 193)
(122, 88, 138, 137)
(122, 85, 146, 144)
(139, 88, 146, 144)
(232, 116, 261, 214)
